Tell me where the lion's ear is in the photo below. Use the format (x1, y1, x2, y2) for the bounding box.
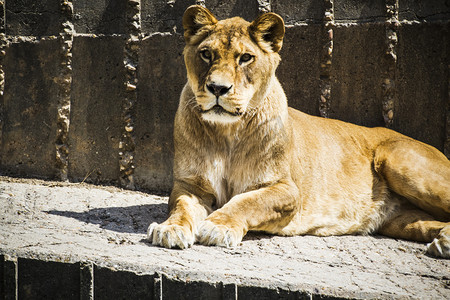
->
(249, 13, 285, 53)
(183, 5, 218, 44)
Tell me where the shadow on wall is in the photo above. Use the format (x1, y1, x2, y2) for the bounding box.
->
(46, 203, 168, 234)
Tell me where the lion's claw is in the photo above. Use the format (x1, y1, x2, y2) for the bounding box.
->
(427, 234, 450, 259)
(147, 222, 194, 249)
(196, 220, 242, 247)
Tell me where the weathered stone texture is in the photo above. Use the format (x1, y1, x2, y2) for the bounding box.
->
(141, 0, 197, 34)
(73, 0, 127, 34)
(394, 23, 448, 151)
(141, 0, 259, 34)
(134, 34, 186, 192)
(330, 24, 386, 128)
(68, 36, 124, 185)
(161, 274, 223, 300)
(94, 266, 155, 299)
(18, 258, 80, 299)
(5, 0, 61, 36)
(277, 25, 322, 116)
(399, 0, 450, 21)
(334, 0, 385, 22)
(272, 0, 324, 24)
(206, 0, 260, 22)
(0, 256, 17, 299)
(0, 40, 60, 178)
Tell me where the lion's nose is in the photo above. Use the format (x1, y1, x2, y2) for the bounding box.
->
(207, 83, 232, 97)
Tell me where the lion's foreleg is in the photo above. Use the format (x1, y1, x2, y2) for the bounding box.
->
(196, 181, 298, 247)
(147, 182, 209, 249)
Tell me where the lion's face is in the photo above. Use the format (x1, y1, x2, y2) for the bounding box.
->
(182, 6, 285, 124)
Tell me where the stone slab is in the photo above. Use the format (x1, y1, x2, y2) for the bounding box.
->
(134, 33, 186, 192)
(394, 22, 448, 152)
(272, 0, 324, 24)
(205, 0, 260, 22)
(334, 0, 385, 23)
(330, 23, 386, 128)
(141, 0, 259, 35)
(278, 24, 322, 116)
(399, 0, 450, 22)
(0, 177, 449, 299)
(18, 258, 80, 299)
(94, 266, 155, 299)
(72, 0, 127, 35)
(68, 35, 125, 185)
(141, 0, 197, 34)
(0, 39, 60, 179)
(5, 0, 62, 36)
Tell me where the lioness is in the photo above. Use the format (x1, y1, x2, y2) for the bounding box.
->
(148, 5, 450, 258)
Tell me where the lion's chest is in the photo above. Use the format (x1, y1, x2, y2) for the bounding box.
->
(201, 154, 253, 209)
(203, 157, 229, 208)
(201, 149, 275, 209)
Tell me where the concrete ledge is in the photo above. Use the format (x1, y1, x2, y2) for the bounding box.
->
(1, 177, 449, 299)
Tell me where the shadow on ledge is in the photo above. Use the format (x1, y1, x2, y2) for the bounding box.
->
(46, 204, 168, 234)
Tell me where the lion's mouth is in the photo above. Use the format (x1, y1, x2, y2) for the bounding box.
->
(202, 105, 241, 117)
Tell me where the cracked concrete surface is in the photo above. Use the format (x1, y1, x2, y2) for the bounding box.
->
(0, 176, 449, 299)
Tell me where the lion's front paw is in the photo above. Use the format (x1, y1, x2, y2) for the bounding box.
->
(196, 220, 243, 248)
(427, 234, 450, 259)
(147, 222, 194, 249)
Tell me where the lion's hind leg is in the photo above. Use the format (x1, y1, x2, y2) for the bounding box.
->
(374, 138, 450, 257)
(374, 138, 450, 220)
(378, 209, 450, 258)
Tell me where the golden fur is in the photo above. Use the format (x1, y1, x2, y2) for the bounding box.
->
(148, 5, 450, 257)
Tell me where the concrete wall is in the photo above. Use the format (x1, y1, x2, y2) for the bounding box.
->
(0, 1, 448, 192)
(0, 255, 315, 300)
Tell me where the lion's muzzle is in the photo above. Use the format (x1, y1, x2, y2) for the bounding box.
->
(207, 83, 232, 98)
(202, 104, 241, 117)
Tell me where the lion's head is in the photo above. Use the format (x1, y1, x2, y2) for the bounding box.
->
(182, 5, 285, 124)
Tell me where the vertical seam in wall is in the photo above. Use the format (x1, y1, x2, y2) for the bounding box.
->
(445, 62, 450, 158)
(80, 261, 94, 300)
(445, 22, 450, 158)
(2, 255, 18, 299)
(257, 0, 271, 13)
(319, 0, 334, 118)
(119, 0, 141, 189)
(382, 0, 398, 128)
(56, 0, 74, 181)
(0, 0, 6, 159)
(222, 283, 238, 300)
(154, 272, 162, 300)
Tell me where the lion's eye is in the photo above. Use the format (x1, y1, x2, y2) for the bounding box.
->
(200, 50, 212, 62)
(239, 53, 253, 64)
